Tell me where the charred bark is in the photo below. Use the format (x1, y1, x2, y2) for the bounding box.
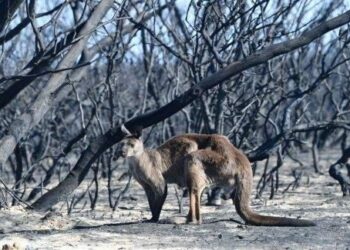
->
(329, 147, 350, 196)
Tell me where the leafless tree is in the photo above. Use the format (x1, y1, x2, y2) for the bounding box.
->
(0, 0, 349, 212)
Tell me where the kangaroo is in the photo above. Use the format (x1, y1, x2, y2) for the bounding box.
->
(118, 126, 315, 227)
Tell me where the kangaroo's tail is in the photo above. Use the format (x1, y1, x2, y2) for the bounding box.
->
(234, 169, 316, 227)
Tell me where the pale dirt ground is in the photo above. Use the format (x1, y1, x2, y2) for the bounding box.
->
(0, 151, 350, 250)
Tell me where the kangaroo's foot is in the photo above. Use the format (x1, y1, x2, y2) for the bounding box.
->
(142, 217, 158, 223)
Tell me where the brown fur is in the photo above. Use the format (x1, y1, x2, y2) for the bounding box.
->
(118, 133, 315, 226)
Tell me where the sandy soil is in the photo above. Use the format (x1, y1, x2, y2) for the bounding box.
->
(0, 152, 349, 250)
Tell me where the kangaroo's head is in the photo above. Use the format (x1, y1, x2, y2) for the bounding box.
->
(118, 125, 144, 158)
(119, 137, 144, 158)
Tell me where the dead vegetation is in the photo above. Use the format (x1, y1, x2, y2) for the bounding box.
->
(0, 0, 350, 248)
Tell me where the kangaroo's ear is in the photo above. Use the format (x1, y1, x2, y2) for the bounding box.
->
(121, 124, 132, 136)
(133, 125, 143, 139)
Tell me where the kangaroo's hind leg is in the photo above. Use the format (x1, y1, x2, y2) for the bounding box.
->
(184, 149, 229, 224)
(187, 186, 206, 224)
(184, 154, 207, 224)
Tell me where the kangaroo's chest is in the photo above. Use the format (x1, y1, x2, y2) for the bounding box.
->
(128, 155, 162, 184)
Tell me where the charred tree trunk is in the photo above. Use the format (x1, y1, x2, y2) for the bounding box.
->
(329, 147, 350, 196)
(0, 0, 115, 169)
(0, 0, 23, 33)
